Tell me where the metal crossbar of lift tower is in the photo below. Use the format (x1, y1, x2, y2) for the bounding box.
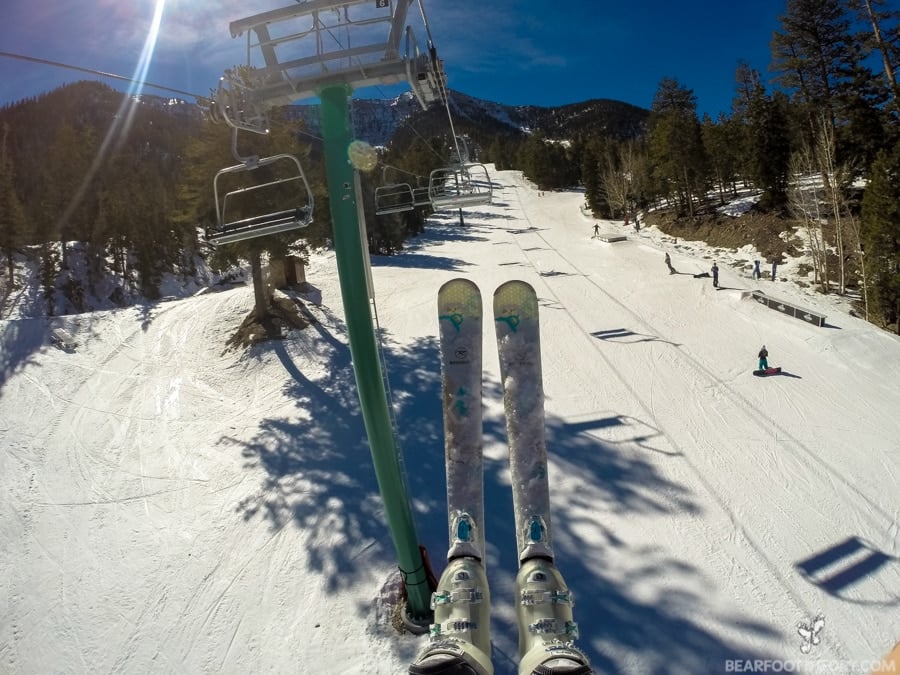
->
(227, 0, 419, 107)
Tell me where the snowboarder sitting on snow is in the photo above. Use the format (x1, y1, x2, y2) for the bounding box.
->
(758, 345, 769, 371)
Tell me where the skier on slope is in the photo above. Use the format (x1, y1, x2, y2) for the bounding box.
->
(758, 345, 769, 371)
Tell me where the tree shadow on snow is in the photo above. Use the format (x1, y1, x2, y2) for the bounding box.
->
(0, 318, 46, 395)
(229, 306, 395, 595)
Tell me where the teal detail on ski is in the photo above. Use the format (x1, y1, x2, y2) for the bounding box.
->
(495, 313, 520, 332)
(439, 312, 465, 332)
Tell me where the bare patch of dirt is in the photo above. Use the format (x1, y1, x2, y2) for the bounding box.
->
(644, 207, 801, 263)
(225, 293, 315, 351)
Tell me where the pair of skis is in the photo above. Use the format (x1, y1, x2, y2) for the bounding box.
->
(409, 279, 592, 675)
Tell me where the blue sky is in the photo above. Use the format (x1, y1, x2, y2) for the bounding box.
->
(0, 0, 783, 119)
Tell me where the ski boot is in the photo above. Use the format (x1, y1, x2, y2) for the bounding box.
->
(409, 556, 493, 675)
(515, 558, 593, 675)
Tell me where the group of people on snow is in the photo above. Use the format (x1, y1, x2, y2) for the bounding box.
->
(592, 221, 777, 374)
(663, 252, 775, 372)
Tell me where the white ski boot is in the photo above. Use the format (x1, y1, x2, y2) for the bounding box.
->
(409, 556, 493, 675)
(515, 558, 593, 675)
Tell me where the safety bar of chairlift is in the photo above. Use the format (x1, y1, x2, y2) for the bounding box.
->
(212, 153, 314, 244)
(208, 207, 312, 246)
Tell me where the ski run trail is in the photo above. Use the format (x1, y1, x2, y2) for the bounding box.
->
(1, 167, 898, 675)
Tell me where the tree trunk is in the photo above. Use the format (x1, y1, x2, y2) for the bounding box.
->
(863, 0, 900, 111)
(250, 251, 270, 320)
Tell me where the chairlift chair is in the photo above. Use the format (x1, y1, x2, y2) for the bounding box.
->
(412, 185, 433, 208)
(428, 163, 492, 210)
(405, 27, 446, 108)
(374, 182, 416, 215)
(208, 153, 314, 246)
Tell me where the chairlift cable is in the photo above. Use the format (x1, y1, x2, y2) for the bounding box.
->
(415, 0, 436, 51)
(382, 164, 425, 181)
(413, 1, 463, 164)
(0, 50, 203, 101)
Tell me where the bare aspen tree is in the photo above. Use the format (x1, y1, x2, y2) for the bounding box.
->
(816, 116, 854, 295)
(845, 211, 870, 320)
(599, 142, 641, 220)
(789, 145, 828, 290)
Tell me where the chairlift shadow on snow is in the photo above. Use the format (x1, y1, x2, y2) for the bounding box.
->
(591, 327, 682, 347)
(369, 252, 473, 272)
(506, 226, 548, 236)
(795, 536, 899, 607)
(451, 209, 515, 222)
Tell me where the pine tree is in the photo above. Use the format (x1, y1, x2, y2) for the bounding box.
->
(860, 145, 900, 332)
(579, 138, 606, 217)
(747, 92, 792, 211)
(648, 78, 709, 216)
(0, 123, 27, 295)
(771, 0, 859, 151)
(176, 108, 320, 321)
(702, 114, 742, 203)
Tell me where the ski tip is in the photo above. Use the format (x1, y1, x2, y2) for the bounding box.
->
(439, 277, 481, 296)
(438, 279, 483, 318)
(492, 279, 536, 300)
(493, 280, 539, 325)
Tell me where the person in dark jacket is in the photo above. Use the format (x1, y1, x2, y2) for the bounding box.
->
(665, 252, 676, 274)
(758, 345, 769, 371)
(711, 262, 719, 288)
